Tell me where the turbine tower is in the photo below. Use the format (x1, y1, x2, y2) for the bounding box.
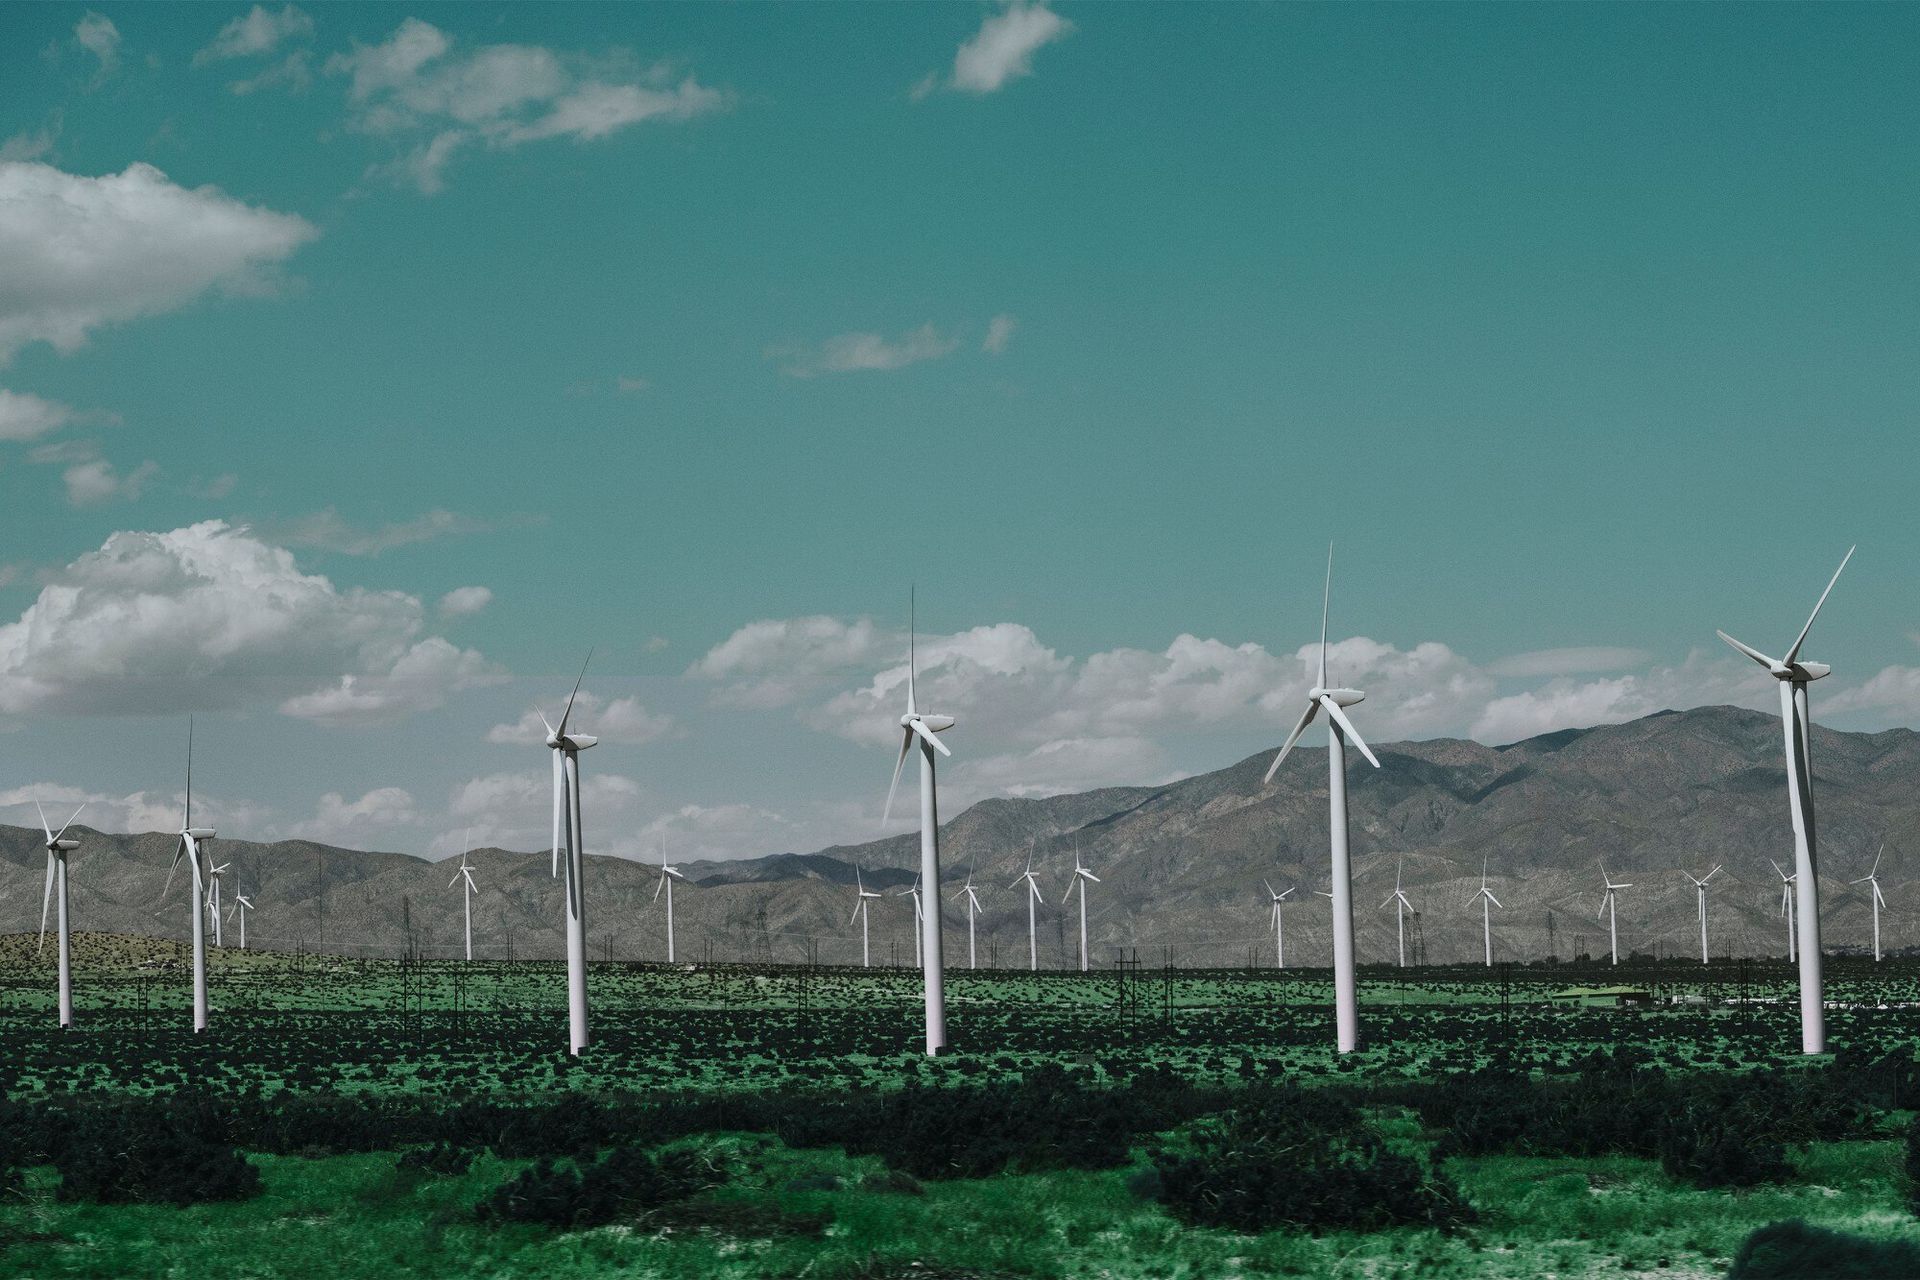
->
(1851, 845, 1887, 963)
(205, 860, 230, 947)
(36, 801, 84, 1028)
(881, 591, 956, 1056)
(1264, 879, 1294, 969)
(896, 875, 925, 968)
(1770, 858, 1798, 961)
(1598, 864, 1631, 966)
(1009, 843, 1045, 971)
(539, 652, 598, 1056)
(1064, 844, 1100, 972)
(850, 867, 882, 967)
(953, 867, 985, 970)
(652, 834, 686, 963)
(449, 837, 478, 962)
(1264, 544, 1382, 1054)
(1382, 857, 1415, 968)
(227, 885, 255, 951)
(162, 718, 216, 1034)
(1717, 546, 1853, 1054)
(1467, 857, 1502, 967)
(1683, 864, 1722, 964)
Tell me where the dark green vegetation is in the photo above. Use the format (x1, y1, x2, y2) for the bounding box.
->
(4, 943, 1920, 1277)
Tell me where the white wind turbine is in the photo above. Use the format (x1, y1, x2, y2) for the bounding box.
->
(1467, 857, 1502, 967)
(1683, 864, 1722, 964)
(1771, 858, 1799, 961)
(953, 867, 985, 970)
(895, 875, 925, 968)
(1009, 843, 1045, 971)
(1264, 545, 1382, 1054)
(851, 867, 883, 968)
(1851, 845, 1887, 963)
(539, 652, 599, 1056)
(205, 859, 230, 947)
(1064, 843, 1100, 972)
(161, 718, 216, 1034)
(881, 592, 956, 1056)
(36, 801, 85, 1029)
(1263, 879, 1294, 969)
(653, 834, 686, 963)
(1382, 858, 1415, 968)
(1597, 864, 1631, 966)
(227, 882, 256, 951)
(1718, 546, 1853, 1054)
(449, 835, 478, 962)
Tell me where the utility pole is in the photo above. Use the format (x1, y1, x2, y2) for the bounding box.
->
(1546, 909, 1556, 960)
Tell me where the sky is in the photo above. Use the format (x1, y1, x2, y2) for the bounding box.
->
(0, 2, 1916, 863)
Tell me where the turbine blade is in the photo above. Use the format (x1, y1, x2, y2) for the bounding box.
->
(35, 799, 51, 843)
(1716, 630, 1778, 670)
(557, 648, 594, 736)
(1263, 878, 1275, 897)
(39, 850, 55, 950)
(1784, 545, 1854, 664)
(910, 717, 951, 757)
(537, 707, 555, 736)
(1871, 844, 1883, 876)
(882, 729, 913, 826)
(551, 749, 565, 877)
(653, 874, 665, 904)
(1263, 699, 1320, 783)
(1320, 696, 1381, 768)
(907, 585, 917, 718)
(1486, 892, 1503, 908)
(1320, 542, 1333, 689)
(53, 803, 85, 845)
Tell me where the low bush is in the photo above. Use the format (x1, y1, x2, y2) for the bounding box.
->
(1727, 1218, 1920, 1279)
(54, 1100, 259, 1206)
(476, 1144, 724, 1228)
(1656, 1099, 1789, 1189)
(397, 1142, 475, 1177)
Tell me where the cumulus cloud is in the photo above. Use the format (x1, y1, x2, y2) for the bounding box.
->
(1824, 665, 1920, 719)
(288, 786, 419, 844)
(0, 161, 318, 363)
(74, 13, 121, 83)
(916, 3, 1072, 99)
(0, 388, 76, 441)
(0, 116, 60, 164)
(194, 5, 313, 65)
(982, 312, 1017, 354)
(230, 51, 314, 96)
(0, 783, 268, 839)
(325, 18, 726, 194)
(437, 585, 493, 617)
(687, 616, 883, 709)
(449, 767, 646, 854)
(63, 457, 158, 507)
(266, 507, 505, 555)
(1468, 650, 1762, 744)
(1484, 646, 1652, 679)
(485, 690, 676, 747)
(0, 520, 499, 723)
(770, 324, 959, 379)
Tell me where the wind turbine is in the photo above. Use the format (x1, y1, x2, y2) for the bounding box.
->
(1382, 857, 1414, 968)
(1009, 842, 1045, 971)
(953, 867, 985, 970)
(539, 652, 598, 1056)
(205, 860, 230, 947)
(881, 590, 956, 1056)
(851, 867, 882, 967)
(1683, 864, 1722, 964)
(1597, 864, 1631, 966)
(1770, 858, 1798, 961)
(652, 834, 686, 963)
(1263, 879, 1294, 969)
(449, 834, 478, 962)
(1264, 544, 1382, 1055)
(227, 884, 255, 951)
(1064, 843, 1100, 972)
(895, 875, 925, 969)
(1718, 546, 1853, 1054)
(161, 718, 216, 1033)
(1851, 845, 1887, 963)
(36, 801, 84, 1028)
(1467, 857, 1502, 967)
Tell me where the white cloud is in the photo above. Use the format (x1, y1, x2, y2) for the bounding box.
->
(771, 324, 959, 379)
(1468, 650, 1761, 744)
(688, 615, 883, 709)
(1824, 665, 1920, 719)
(0, 161, 317, 363)
(957, 736, 1182, 802)
(325, 19, 726, 194)
(485, 690, 676, 747)
(1484, 646, 1652, 679)
(230, 51, 314, 96)
(192, 472, 240, 500)
(267, 507, 500, 555)
(0, 116, 60, 164)
(289, 786, 419, 844)
(74, 13, 121, 83)
(0, 388, 75, 441)
(194, 5, 313, 66)
(918, 3, 1073, 99)
(449, 767, 646, 855)
(983, 313, 1017, 354)
(0, 520, 499, 723)
(0, 783, 266, 839)
(438, 585, 493, 617)
(63, 457, 158, 506)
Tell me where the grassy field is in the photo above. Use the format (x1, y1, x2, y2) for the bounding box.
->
(3, 935, 1919, 1278)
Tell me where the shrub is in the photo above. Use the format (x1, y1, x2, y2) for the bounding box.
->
(398, 1142, 476, 1177)
(1727, 1218, 1920, 1280)
(1656, 1099, 1790, 1189)
(1905, 1114, 1920, 1214)
(54, 1101, 259, 1206)
(477, 1144, 723, 1228)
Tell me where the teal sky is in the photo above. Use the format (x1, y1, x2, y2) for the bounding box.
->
(0, 2, 1916, 864)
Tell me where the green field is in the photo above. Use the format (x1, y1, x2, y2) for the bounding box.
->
(3, 935, 1919, 1278)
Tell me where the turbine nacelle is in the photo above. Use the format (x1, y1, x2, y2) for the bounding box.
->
(547, 733, 598, 751)
(50, 838, 79, 852)
(1311, 687, 1365, 707)
(902, 712, 954, 733)
(184, 827, 217, 841)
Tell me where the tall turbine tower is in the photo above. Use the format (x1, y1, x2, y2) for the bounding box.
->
(1683, 864, 1722, 964)
(1010, 843, 1045, 971)
(539, 652, 598, 1056)
(1717, 546, 1853, 1054)
(851, 867, 882, 967)
(163, 719, 216, 1033)
(1064, 844, 1100, 972)
(228, 885, 255, 950)
(953, 868, 985, 970)
(1264, 545, 1382, 1055)
(1264, 879, 1294, 969)
(36, 801, 84, 1028)
(206, 860, 230, 947)
(1598, 864, 1631, 966)
(1468, 858, 1502, 967)
(1851, 846, 1887, 963)
(881, 593, 956, 1056)
(652, 835, 686, 963)
(1382, 858, 1414, 968)
(449, 837, 478, 961)
(895, 875, 926, 967)
(1770, 859, 1799, 961)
